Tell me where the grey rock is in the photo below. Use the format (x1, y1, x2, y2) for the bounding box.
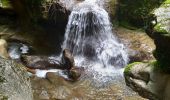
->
(0, 57, 33, 100)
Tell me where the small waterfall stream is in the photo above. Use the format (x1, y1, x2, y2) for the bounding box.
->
(8, 0, 129, 86)
(61, 0, 129, 85)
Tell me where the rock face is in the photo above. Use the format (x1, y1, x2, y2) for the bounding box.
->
(146, 0, 170, 71)
(124, 62, 170, 100)
(0, 57, 33, 100)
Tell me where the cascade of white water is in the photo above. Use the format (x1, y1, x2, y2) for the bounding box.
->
(62, 0, 128, 68)
(34, 0, 128, 84)
(60, 0, 129, 85)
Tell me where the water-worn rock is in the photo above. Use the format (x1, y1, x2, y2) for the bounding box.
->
(0, 57, 33, 100)
(124, 62, 170, 100)
(21, 55, 62, 69)
(146, 0, 170, 71)
(61, 49, 75, 70)
(21, 49, 75, 70)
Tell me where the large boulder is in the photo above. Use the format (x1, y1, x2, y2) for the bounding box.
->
(47, 0, 70, 25)
(124, 62, 170, 100)
(0, 57, 33, 100)
(146, 0, 170, 72)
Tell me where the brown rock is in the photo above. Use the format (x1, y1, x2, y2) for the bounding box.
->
(61, 49, 75, 70)
(68, 67, 84, 81)
(21, 55, 63, 70)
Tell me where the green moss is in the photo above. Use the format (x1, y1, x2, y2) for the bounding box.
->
(154, 23, 169, 34)
(124, 62, 142, 74)
(164, 0, 170, 4)
(1, 0, 11, 8)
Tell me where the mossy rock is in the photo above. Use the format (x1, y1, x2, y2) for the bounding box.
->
(124, 62, 143, 75)
(146, 0, 170, 72)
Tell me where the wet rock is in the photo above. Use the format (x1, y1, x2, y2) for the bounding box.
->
(7, 42, 31, 60)
(0, 39, 9, 59)
(0, 57, 33, 100)
(21, 49, 81, 81)
(124, 61, 170, 100)
(68, 67, 84, 81)
(31, 72, 145, 100)
(21, 49, 75, 70)
(31, 73, 74, 100)
(21, 55, 62, 70)
(46, 72, 68, 85)
(61, 49, 75, 70)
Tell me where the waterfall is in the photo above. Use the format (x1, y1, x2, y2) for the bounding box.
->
(62, 0, 128, 68)
(33, 0, 128, 84)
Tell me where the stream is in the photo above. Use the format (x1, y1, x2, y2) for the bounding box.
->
(7, 0, 147, 99)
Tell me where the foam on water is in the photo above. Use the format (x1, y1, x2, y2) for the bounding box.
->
(35, 69, 68, 78)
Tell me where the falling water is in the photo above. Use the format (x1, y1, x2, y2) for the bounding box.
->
(63, 0, 128, 67)
(25, 0, 129, 85)
(62, 0, 129, 84)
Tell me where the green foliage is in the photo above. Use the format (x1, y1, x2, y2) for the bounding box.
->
(24, 0, 45, 23)
(164, 0, 170, 4)
(154, 23, 169, 34)
(1, 0, 11, 8)
(119, 21, 139, 30)
(118, 0, 165, 28)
